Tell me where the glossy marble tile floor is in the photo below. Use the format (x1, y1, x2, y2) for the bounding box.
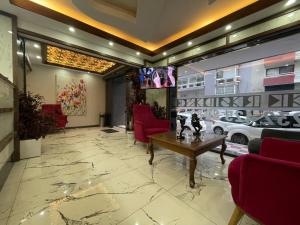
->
(0, 128, 259, 225)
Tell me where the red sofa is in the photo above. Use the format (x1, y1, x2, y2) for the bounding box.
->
(133, 104, 170, 144)
(228, 137, 300, 225)
(42, 104, 68, 129)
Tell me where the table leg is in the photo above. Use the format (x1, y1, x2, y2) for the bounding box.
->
(220, 139, 227, 165)
(148, 142, 154, 165)
(189, 157, 197, 188)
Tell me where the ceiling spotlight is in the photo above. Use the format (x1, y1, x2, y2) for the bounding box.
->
(36, 55, 42, 59)
(8, 30, 13, 34)
(163, 52, 167, 56)
(285, 0, 296, 6)
(109, 41, 114, 46)
(68, 27, 75, 32)
(187, 41, 193, 46)
(225, 25, 232, 31)
(17, 51, 23, 55)
(136, 51, 140, 56)
(33, 43, 40, 48)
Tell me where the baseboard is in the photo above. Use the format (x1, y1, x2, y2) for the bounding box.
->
(65, 125, 99, 129)
(0, 161, 13, 191)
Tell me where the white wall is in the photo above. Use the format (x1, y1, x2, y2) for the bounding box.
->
(0, 14, 13, 82)
(0, 14, 14, 172)
(27, 64, 106, 127)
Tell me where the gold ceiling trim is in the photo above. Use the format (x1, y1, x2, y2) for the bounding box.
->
(45, 45, 117, 74)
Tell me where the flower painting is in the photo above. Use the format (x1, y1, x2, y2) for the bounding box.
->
(56, 76, 87, 116)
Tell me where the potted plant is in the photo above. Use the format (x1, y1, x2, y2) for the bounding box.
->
(19, 92, 55, 159)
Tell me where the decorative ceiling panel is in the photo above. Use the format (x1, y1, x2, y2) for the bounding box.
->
(45, 45, 117, 74)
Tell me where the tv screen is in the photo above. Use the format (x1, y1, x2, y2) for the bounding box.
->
(139, 66, 176, 89)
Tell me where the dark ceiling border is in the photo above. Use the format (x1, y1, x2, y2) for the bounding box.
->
(18, 28, 141, 68)
(10, 0, 282, 56)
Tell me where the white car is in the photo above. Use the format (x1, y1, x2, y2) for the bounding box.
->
(177, 113, 206, 131)
(212, 116, 248, 135)
(227, 112, 300, 145)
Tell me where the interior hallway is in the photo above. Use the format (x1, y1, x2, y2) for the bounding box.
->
(0, 128, 257, 225)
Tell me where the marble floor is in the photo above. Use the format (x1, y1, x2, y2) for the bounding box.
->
(0, 127, 259, 225)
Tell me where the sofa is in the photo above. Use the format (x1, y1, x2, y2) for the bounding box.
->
(248, 129, 300, 154)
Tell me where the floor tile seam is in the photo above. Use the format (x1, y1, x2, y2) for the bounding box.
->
(165, 181, 219, 225)
(6, 160, 28, 225)
(114, 185, 169, 225)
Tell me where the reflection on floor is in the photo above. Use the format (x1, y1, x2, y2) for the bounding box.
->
(215, 141, 248, 156)
(0, 128, 259, 225)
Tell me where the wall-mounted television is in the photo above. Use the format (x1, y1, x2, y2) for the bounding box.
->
(139, 66, 176, 89)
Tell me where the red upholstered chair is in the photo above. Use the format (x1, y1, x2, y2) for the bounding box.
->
(228, 138, 300, 225)
(133, 104, 170, 144)
(42, 104, 68, 130)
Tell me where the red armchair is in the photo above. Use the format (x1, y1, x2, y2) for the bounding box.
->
(42, 104, 68, 129)
(228, 138, 300, 225)
(133, 104, 170, 144)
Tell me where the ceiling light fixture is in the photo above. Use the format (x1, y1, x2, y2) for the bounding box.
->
(109, 41, 114, 46)
(17, 51, 23, 55)
(225, 25, 232, 31)
(33, 43, 40, 48)
(285, 0, 296, 6)
(46, 45, 116, 74)
(163, 52, 167, 56)
(187, 41, 193, 46)
(36, 55, 42, 59)
(136, 51, 140, 56)
(8, 30, 13, 34)
(68, 27, 75, 32)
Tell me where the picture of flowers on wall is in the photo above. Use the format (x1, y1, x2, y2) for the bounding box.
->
(56, 75, 87, 116)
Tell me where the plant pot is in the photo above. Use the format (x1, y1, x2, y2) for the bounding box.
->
(20, 138, 42, 159)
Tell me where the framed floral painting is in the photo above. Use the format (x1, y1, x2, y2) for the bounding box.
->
(56, 75, 87, 116)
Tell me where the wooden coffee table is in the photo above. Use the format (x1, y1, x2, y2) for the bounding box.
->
(148, 132, 227, 188)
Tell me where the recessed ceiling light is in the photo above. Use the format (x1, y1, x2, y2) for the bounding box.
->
(136, 51, 140, 56)
(285, 0, 296, 6)
(33, 43, 40, 48)
(8, 30, 13, 34)
(109, 41, 114, 46)
(17, 51, 23, 55)
(187, 41, 193, 46)
(36, 55, 42, 59)
(68, 27, 75, 32)
(163, 52, 167, 56)
(225, 25, 232, 31)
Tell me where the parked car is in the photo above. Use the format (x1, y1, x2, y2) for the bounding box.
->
(176, 113, 206, 131)
(227, 112, 300, 145)
(212, 116, 248, 135)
